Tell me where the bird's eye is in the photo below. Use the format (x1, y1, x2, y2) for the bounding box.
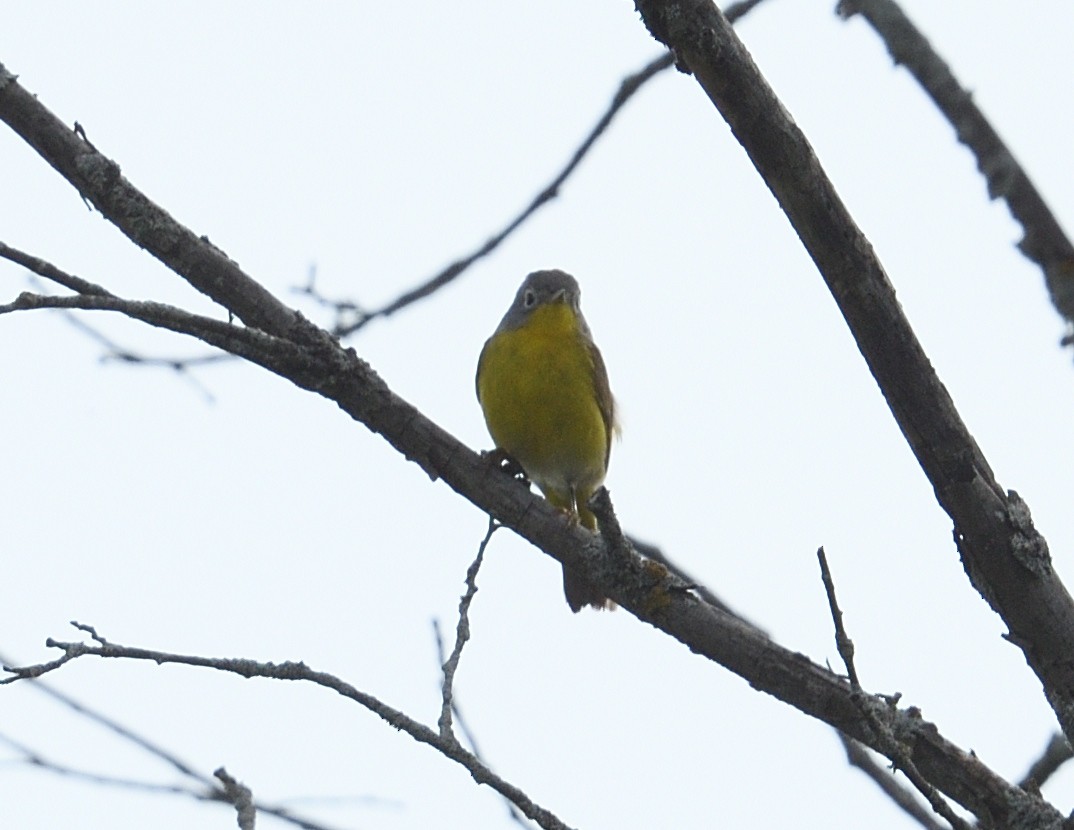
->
(523, 289, 537, 308)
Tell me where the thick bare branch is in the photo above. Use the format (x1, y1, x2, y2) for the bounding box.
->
(3, 277, 1058, 824)
(631, 0, 1074, 761)
(2, 22, 1063, 821)
(837, 0, 1074, 331)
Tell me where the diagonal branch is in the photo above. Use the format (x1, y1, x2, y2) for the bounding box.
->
(438, 519, 496, 739)
(1, 21, 1063, 823)
(331, 51, 674, 337)
(0, 64, 297, 337)
(3, 277, 1059, 825)
(6, 610, 1055, 830)
(6, 630, 575, 830)
(839, 735, 945, 830)
(0, 240, 113, 297)
(1019, 733, 1073, 791)
(632, 0, 1074, 760)
(0, 648, 347, 830)
(836, 0, 1074, 332)
(323, 0, 766, 337)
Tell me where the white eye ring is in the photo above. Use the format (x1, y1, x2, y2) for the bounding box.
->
(523, 289, 537, 308)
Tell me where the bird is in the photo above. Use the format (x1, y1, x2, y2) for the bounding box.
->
(476, 269, 618, 611)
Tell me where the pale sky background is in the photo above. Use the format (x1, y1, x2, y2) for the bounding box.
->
(3, 2, 1074, 828)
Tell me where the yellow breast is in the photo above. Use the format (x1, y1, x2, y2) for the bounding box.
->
(477, 303, 609, 503)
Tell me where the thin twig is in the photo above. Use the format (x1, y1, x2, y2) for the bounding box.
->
(0, 291, 306, 382)
(1019, 733, 1073, 791)
(813, 553, 963, 828)
(817, 547, 859, 687)
(319, 0, 768, 335)
(438, 518, 497, 739)
(326, 52, 673, 336)
(215, 767, 256, 830)
(0, 245, 232, 384)
(4, 625, 576, 830)
(0, 648, 209, 783)
(0, 722, 343, 830)
(0, 241, 113, 296)
(817, 559, 951, 830)
(836, 0, 1074, 332)
(839, 734, 944, 830)
(432, 527, 530, 830)
(0, 67, 298, 336)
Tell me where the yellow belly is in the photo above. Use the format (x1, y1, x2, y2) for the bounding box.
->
(477, 304, 608, 511)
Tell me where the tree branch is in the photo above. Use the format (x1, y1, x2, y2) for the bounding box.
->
(309, 0, 767, 337)
(0, 646, 346, 830)
(631, 0, 1074, 760)
(816, 551, 968, 829)
(6, 629, 576, 830)
(2, 17, 1064, 822)
(839, 735, 945, 830)
(438, 520, 496, 739)
(817, 547, 859, 687)
(836, 0, 1074, 332)
(1019, 733, 1073, 792)
(0, 240, 113, 297)
(0, 63, 297, 336)
(214, 768, 256, 830)
(3, 275, 1059, 824)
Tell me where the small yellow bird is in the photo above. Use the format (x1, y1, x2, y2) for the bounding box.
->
(476, 269, 617, 612)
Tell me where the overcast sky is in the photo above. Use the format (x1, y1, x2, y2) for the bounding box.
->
(3, 3, 1074, 828)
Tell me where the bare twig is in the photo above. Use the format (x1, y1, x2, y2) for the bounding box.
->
(326, 51, 674, 336)
(839, 734, 944, 830)
(0, 63, 298, 336)
(0, 716, 343, 830)
(5, 626, 575, 830)
(0, 291, 303, 379)
(1019, 733, 1073, 791)
(0, 248, 229, 391)
(836, 0, 1074, 332)
(815, 557, 952, 828)
(817, 547, 859, 687)
(215, 767, 256, 830)
(315, 0, 768, 336)
(432, 528, 531, 830)
(431, 622, 482, 759)
(814, 553, 962, 828)
(438, 518, 497, 739)
(0, 648, 208, 782)
(0, 729, 203, 797)
(0, 642, 344, 830)
(0, 241, 113, 296)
